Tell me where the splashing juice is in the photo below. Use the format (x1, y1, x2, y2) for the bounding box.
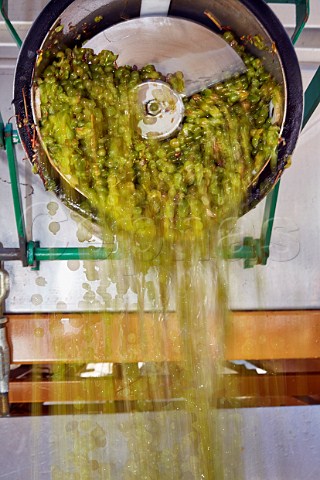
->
(31, 32, 283, 479)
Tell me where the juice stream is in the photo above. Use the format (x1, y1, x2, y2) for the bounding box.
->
(27, 32, 284, 477)
(28, 223, 245, 479)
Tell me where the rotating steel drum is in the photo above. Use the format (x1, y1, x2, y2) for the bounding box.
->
(13, 0, 303, 219)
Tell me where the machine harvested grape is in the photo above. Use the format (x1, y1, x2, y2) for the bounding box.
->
(1, 0, 313, 270)
(15, 0, 303, 219)
(1, 4, 320, 479)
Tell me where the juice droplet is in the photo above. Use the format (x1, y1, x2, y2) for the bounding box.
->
(34, 327, 44, 337)
(67, 260, 80, 271)
(49, 221, 60, 235)
(56, 301, 67, 310)
(84, 290, 96, 302)
(47, 201, 59, 216)
(83, 261, 99, 281)
(31, 294, 43, 306)
(76, 223, 93, 242)
(35, 276, 47, 287)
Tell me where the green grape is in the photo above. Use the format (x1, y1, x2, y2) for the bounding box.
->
(37, 36, 283, 241)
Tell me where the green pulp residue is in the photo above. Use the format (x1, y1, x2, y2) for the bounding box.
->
(36, 31, 283, 241)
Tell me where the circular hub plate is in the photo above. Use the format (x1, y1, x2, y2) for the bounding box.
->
(134, 81, 185, 140)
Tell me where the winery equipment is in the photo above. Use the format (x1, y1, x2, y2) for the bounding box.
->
(0, 0, 319, 406)
(2, 3, 315, 480)
(15, 0, 303, 215)
(1, 0, 316, 270)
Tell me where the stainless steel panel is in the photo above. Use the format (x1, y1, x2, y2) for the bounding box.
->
(0, 407, 319, 479)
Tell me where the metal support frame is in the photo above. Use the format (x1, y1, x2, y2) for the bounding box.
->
(4, 123, 27, 266)
(0, 0, 22, 48)
(227, 0, 311, 267)
(0, 123, 120, 268)
(267, 0, 310, 45)
(232, 58, 319, 268)
(0, 0, 318, 269)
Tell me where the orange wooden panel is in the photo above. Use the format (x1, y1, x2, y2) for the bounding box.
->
(9, 377, 148, 403)
(6, 312, 182, 364)
(6, 310, 320, 364)
(225, 310, 320, 360)
(221, 373, 320, 398)
(9, 373, 320, 404)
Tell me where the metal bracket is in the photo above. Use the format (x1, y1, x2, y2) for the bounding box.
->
(232, 50, 320, 269)
(0, 269, 9, 308)
(26, 240, 120, 270)
(2, 119, 121, 268)
(227, 0, 310, 268)
(302, 66, 320, 130)
(0, 112, 4, 149)
(0, 0, 22, 48)
(266, 0, 310, 44)
(4, 123, 27, 266)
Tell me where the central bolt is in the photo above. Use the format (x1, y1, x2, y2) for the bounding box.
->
(146, 100, 162, 116)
